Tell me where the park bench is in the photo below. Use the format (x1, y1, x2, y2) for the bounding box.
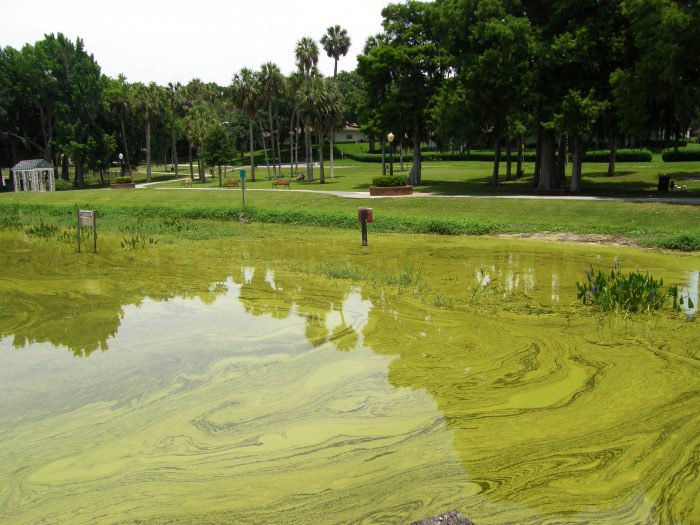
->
(272, 178, 292, 189)
(182, 178, 193, 188)
(226, 178, 240, 188)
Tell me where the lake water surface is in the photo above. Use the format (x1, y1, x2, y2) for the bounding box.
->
(0, 230, 698, 524)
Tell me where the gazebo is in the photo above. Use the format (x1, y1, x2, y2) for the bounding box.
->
(11, 159, 55, 192)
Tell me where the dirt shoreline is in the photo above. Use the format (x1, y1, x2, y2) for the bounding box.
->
(499, 231, 640, 248)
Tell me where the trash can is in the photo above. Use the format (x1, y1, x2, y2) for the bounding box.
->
(658, 174, 671, 191)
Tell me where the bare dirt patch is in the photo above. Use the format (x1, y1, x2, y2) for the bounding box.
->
(500, 232, 639, 248)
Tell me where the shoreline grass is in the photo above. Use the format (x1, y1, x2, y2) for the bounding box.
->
(2, 188, 699, 251)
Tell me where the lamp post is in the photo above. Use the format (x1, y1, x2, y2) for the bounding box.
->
(387, 132, 395, 177)
(118, 153, 124, 177)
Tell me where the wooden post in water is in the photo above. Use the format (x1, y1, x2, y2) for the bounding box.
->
(357, 208, 373, 246)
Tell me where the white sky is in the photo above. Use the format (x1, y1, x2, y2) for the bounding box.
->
(0, 0, 388, 85)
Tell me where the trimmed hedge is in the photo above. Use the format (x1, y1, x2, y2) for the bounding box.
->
(347, 149, 537, 163)
(662, 144, 700, 162)
(114, 176, 133, 184)
(372, 175, 409, 187)
(584, 148, 653, 162)
(54, 179, 73, 191)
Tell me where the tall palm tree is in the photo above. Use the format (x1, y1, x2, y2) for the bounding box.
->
(321, 25, 351, 79)
(295, 37, 319, 79)
(134, 82, 164, 183)
(105, 74, 133, 175)
(321, 25, 351, 179)
(300, 78, 343, 184)
(295, 37, 320, 181)
(318, 82, 344, 184)
(185, 104, 215, 183)
(286, 72, 304, 176)
(232, 68, 262, 182)
(166, 81, 183, 176)
(259, 63, 284, 178)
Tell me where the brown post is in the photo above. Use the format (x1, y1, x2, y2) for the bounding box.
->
(357, 208, 373, 246)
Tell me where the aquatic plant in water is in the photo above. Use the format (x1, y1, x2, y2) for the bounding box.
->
(576, 262, 693, 314)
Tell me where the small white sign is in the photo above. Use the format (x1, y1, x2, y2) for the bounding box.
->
(78, 210, 95, 227)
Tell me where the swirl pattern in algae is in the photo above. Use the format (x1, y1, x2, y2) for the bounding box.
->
(0, 230, 698, 524)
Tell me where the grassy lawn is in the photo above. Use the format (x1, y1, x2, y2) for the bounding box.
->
(2, 179, 700, 249)
(3, 144, 699, 250)
(147, 146, 700, 198)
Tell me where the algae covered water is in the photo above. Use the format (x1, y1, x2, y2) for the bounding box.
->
(0, 229, 698, 524)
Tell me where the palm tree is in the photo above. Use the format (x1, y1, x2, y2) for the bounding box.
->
(321, 25, 351, 179)
(186, 104, 215, 183)
(286, 72, 304, 176)
(232, 68, 262, 182)
(105, 74, 133, 175)
(259, 63, 284, 178)
(134, 82, 164, 183)
(363, 33, 389, 55)
(321, 25, 351, 79)
(318, 83, 344, 184)
(297, 77, 342, 183)
(295, 37, 319, 79)
(166, 81, 183, 176)
(295, 37, 320, 181)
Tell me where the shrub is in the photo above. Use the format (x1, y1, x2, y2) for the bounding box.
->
(661, 144, 700, 162)
(584, 149, 653, 162)
(114, 176, 133, 184)
(346, 150, 537, 163)
(643, 231, 700, 252)
(54, 178, 73, 191)
(372, 175, 408, 187)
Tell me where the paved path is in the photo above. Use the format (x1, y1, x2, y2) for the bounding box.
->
(140, 177, 700, 204)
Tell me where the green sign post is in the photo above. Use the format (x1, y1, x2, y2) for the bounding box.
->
(239, 169, 246, 208)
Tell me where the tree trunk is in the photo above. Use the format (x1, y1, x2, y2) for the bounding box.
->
(61, 154, 70, 181)
(329, 132, 335, 179)
(267, 100, 277, 178)
(218, 165, 222, 187)
(188, 142, 194, 178)
(248, 120, 256, 182)
(607, 135, 617, 177)
(369, 133, 376, 153)
(381, 139, 386, 176)
(75, 154, 84, 188)
(491, 137, 501, 186)
(318, 132, 325, 184)
(556, 134, 566, 187)
(276, 119, 282, 177)
(171, 121, 178, 176)
(516, 133, 524, 177)
(538, 130, 556, 191)
(408, 115, 422, 185)
(400, 143, 404, 171)
(570, 136, 583, 193)
(506, 135, 512, 181)
(294, 113, 300, 176)
(533, 126, 542, 188)
(146, 119, 152, 183)
(120, 113, 132, 175)
(46, 110, 53, 163)
(258, 120, 272, 180)
(198, 159, 205, 183)
(304, 127, 312, 182)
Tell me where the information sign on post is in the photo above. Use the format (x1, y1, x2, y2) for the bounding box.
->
(239, 169, 246, 208)
(357, 207, 373, 246)
(77, 209, 97, 253)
